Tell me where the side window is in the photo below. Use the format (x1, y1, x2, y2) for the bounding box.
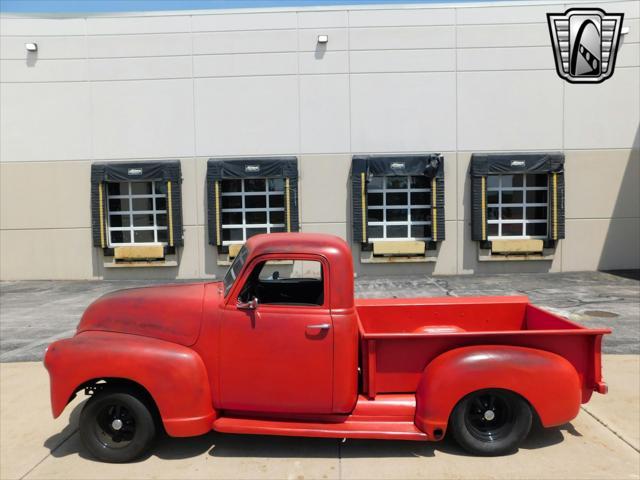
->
(240, 259, 324, 306)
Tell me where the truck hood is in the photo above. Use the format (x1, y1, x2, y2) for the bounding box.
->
(77, 282, 209, 346)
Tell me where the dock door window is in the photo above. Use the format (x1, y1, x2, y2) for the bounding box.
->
(106, 181, 168, 246)
(470, 153, 564, 244)
(207, 157, 300, 253)
(351, 154, 445, 247)
(91, 161, 183, 251)
(486, 174, 548, 239)
(367, 175, 432, 241)
(221, 178, 286, 245)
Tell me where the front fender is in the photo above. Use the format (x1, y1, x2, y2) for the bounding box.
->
(414, 345, 581, 438)
(44, 331, 216, 437)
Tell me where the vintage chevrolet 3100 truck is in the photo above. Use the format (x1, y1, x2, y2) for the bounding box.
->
(45, 233, 610, 462)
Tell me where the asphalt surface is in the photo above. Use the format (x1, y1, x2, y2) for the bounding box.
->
(0, 270, 638, 362)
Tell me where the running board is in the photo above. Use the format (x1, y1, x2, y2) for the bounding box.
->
(212, 417, 428, 441)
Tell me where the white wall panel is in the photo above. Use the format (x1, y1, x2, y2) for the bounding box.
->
(351, 72, 456, 152)
(564, 67, 640, 150)
(299, 75, 350, 153)
(457, 70, 563, 150)
(566, 0, 639, 19)
(194, 75, 298, 156)
(194, 52, 297, 77)
(0, 17, 85, 36)
(0, 36, 87, 59)
(457, 5, 551, 25)
(193, 30, 297, 54)
(91, 79, 195, 159)
(457, 46, 552, 71)
(298, 11, 348, 29)
(349, 8, 455, 27)
(0, 58, 87, 82)
(299, 51, 348, 74)
(457, 23, 550, 48)
(618, 44, 640, 67)
(89, 56, 192, 81)
(88, 33, 191, 58)
(621, 18, 640, 43)
(86, 15, 190, 35)
(351, 49, 454, 73)
(192, 12, 297, 32)
(0, 82, 91, 162)
(350, 26, 455, 50)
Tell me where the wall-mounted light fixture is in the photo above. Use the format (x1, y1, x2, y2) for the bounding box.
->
(25, 42, 38, 52)
(317, 34, 329, 44)
(621, 26, 630, 35)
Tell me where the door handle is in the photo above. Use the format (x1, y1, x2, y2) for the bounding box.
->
(306, 323, 330, 330)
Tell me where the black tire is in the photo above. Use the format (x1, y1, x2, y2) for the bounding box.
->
(450, 389, 532, 456)
(79, 389, 157, 463)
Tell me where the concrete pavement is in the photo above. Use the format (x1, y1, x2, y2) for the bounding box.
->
(1, 270, 639, 362)
(1, 356, 638, 480)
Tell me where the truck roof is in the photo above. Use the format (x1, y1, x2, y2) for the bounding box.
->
(244, 233, 355, 310)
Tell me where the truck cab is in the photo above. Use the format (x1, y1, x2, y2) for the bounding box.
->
(212, 234, 358, 416)
(45, 233, 610, 463)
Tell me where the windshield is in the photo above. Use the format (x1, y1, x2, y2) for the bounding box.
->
(223, 245, 249, 297)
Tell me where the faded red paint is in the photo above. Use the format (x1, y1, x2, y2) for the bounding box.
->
(44, 233, 610, 442)
(77, 282, 206, 346)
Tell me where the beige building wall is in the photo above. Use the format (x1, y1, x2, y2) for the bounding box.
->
(1, 0, 638, 280)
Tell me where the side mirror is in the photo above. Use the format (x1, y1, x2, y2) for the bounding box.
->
(237, 296, 259, 310)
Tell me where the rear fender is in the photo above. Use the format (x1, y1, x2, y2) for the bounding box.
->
(414, 345, 581, 438)
(44, 331, 216, 437)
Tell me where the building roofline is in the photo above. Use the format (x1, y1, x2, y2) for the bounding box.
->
(0, 0, 624, 20)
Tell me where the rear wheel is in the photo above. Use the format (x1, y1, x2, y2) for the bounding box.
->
(80, 390, 157, 463)
(450, 389, 532, 456)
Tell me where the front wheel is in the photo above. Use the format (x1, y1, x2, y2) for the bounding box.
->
(450, 389, 532, 456)
(79, 390, 157, 463)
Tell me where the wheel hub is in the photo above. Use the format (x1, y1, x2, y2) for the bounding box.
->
(465, 391, 515, 442)
(111, 418, 123, 431)
(95, 403, 136, 449)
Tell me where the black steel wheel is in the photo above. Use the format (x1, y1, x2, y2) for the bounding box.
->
(80, 390, 156, 463)
(450, 389, 532, 456)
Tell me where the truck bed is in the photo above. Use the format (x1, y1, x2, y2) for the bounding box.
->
(355, 296, 610, 402)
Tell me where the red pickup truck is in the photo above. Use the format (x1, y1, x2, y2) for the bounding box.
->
(45, 233, 610, 462)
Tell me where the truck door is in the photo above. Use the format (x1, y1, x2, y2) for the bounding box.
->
(219, 255, 333, 414)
